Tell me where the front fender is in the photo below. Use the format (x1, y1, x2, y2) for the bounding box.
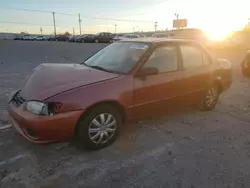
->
(44, 76, 134, 113)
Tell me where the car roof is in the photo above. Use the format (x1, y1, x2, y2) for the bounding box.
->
(119, 37, 198, 44)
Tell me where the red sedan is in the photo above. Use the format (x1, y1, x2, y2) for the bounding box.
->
(8, 38, 232, 150)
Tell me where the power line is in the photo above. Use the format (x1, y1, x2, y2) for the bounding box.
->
(1, 7, 154, 23)
(3, 7, 51, 13)
(0, 20, 53, 27)
(2, 7, 77, 17)
(80, 14, 154, 23)
(0, 20, 77, 28)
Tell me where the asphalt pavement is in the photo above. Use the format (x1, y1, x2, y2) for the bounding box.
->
(1, 40, 250, 188)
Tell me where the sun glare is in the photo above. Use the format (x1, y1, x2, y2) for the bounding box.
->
(151, 0, 248, 42)
(204, 29, 230, 41)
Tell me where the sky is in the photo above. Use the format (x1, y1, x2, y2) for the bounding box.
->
(0, 0, 249, 40)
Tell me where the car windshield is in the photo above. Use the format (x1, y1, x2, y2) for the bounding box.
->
(83, 42, 149, 74)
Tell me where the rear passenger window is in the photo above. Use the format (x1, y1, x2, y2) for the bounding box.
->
(202, 51, 212, 65)
(180, 45, 203, 68)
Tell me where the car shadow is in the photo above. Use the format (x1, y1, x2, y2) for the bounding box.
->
(6, 104, 201, 157)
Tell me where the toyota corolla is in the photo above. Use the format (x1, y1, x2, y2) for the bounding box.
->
(8, 38, 232, 150)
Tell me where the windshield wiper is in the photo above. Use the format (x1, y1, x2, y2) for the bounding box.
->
(82, 63, 123, 74)
(88, 65, 110, 72)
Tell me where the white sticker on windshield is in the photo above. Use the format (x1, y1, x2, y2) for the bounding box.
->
(129, 44, 148, 50)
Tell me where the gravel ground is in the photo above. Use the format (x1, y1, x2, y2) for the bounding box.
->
(1, 40, 250, 188)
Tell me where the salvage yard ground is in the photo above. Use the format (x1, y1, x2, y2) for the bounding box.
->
(1, 40, 250, 188)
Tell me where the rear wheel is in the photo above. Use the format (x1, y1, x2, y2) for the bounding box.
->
(242, 66, 250, 77)
(199, 84, 220, 111)
(76, 105, 121, 150)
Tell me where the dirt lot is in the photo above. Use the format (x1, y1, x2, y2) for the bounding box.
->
(1, 40, 250, 188)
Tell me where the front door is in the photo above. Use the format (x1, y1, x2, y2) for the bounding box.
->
(131, 44, 186, 120)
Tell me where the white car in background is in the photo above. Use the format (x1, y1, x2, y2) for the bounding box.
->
(23, 35, 37, 41)
(113, 34, 140, 42)
(23, 35, 32, 40)
(4, 35, 15, 40)
(35, 36, 47, 41)
(151, 33, 168, 38)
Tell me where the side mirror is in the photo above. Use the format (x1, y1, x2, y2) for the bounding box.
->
(136, 67, 159, 77)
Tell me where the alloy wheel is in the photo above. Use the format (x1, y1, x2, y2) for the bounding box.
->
(205, 87, 218, 108)
(88, 113, 117, 144)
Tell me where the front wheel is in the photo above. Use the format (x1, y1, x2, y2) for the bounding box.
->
(76, 105, 121, 150)
(199, 84, 220, 111)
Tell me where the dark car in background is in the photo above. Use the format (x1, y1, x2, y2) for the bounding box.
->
(76, 34, 95, 43)
(47, 35, 56, 41)
(7, 38, 232, 150)
(14, 35, 23, 40)
(56, 35, 69, 42)
(92, 32, 114, 43)
(69, 35, 80, 42)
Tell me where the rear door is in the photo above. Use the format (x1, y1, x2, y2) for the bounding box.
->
(178, 42, 213, 103)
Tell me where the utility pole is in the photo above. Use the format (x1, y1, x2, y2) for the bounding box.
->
(175, 13, 179, 20)
(135, 26, 139, 32)
(73, 27, 76, 42)
(132, 20, 135, 33)
(154, 22, 158, 32)
(78, 13, 82, 35)
(115, 24, 117, 34)
(174, 13, 180, 30)
(40, 27, 43, 35)
(52, 12, 56, 37)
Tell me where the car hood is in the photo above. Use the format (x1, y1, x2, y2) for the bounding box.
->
(21, 63, 120, 101)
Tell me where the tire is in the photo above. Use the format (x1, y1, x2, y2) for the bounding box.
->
(81, 40, 85, 43)
(76, 105, 121, 150)
(95, 39, 99, 43)
(242, 67, 250, 77)
(199, 84, 220, 111)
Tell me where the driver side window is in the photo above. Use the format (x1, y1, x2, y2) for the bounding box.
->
(142, 45, 178, 73)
